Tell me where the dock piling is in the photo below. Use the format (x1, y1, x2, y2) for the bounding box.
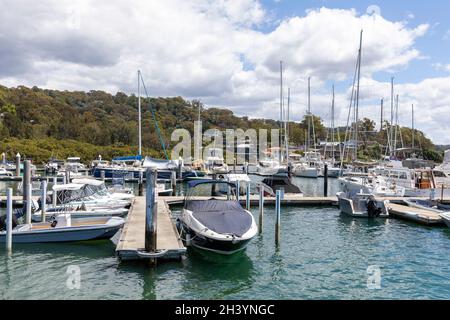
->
(52, 177, 57, 207)
(15, 153, 20, 177)
(171, 171, 177, 196)
(258, 184, 264, 234)
(1, 152, 5, 165)
(236, 180, 240, 202)
(41, 180, 47, 223)
(6, 188, 13, 253)
(65, 170, 71, 184)
(100, 170, 105, 182)
(26, 183, 32, 224)
(138, 171, 144, 196)
(23, 160, 31, 213)
(323, 164, 328, 197)
(275, 189, 281, 246)
(246, 183, 251, 210)
(145, 168, 157, 258)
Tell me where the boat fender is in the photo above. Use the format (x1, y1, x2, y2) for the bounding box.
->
(50, 220, 58, 228)
(367, 200, 381, 218)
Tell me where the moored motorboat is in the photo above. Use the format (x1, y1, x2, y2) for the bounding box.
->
(336, 191, 389, 218)
(179, 180, 257, 255)
(0, 215, 124, 243)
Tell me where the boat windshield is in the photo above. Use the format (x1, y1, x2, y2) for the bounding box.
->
(184, 180, 237, 205)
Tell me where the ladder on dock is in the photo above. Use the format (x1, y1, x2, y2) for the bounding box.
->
(116, 196, 186, 261)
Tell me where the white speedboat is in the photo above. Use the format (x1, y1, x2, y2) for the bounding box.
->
(0, 215, 124, 243)
(179, 180, 257, 255)
(337, 191, 389, 218)
(31, 205, 128, 222)
(0, 168, 13, 177)
(293, 162, 318, 178)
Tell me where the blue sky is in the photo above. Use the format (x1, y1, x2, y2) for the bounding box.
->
(261, 0, 450, 83)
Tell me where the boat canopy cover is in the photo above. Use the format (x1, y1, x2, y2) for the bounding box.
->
(186, 200, 252, 237)
(52, 183, 84, 191)
(143, 156, 177, 169)
(112, 155, 142, 162)
(187, 179, 235, 188)
(71, 178, 104, 186)
(262, 176, 302, 194)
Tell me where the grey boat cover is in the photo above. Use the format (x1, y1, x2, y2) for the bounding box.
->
(186, 200, 252, 237)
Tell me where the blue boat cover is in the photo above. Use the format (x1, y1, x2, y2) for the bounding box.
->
(186, 200, 252, 237)
(112, 155, 142, 161)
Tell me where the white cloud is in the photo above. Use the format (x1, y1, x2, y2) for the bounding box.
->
(1, 1, 444, 141)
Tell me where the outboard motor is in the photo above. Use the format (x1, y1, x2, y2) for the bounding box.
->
(0, 213, 19, 231)
(367, 199, 382, 218)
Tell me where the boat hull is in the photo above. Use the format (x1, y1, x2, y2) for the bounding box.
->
(181, 223, 252, 255)
(0, 218, 124, 243)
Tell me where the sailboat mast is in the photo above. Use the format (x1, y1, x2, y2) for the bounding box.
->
(331, 85, 335, 161)
(354, 29, 363, 161)
(390, 77, 394, 156)
(307, 76, 311, 152)
(138, 70, 142, 156)
(412, 104, 415, 151)
(279, 61, 283, 163)
(380, 98, 383, 132)
(286, 87, 290, 162)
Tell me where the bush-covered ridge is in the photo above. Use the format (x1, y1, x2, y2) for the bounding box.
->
(0, 84, 442, 163)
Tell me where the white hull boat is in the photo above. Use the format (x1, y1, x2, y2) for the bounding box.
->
(337, 192, 389, 218)
(0, 215, 124, 243)
(179, 180, 258, 255)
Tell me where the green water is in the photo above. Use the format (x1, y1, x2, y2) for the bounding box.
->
(1, 178, 450, 299)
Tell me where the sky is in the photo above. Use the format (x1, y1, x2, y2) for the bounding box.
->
(1, 0, 450, 143)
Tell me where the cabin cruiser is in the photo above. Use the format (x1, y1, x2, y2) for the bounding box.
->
(179, 180, 258, 255)
(44, 158, 64, 173)
(292, 151, 320, 178)
(0, 168, 13, 177)
(338, 173, 405, 197)
(336, 191, 389, 218)
(51, 183, 131, 209)
(259, 174, 303, 197)
(71, 178, 135, 201)
(257, 159, 287, 176)
(203, 148, 229, 174)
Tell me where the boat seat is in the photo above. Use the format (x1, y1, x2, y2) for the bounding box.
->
(54, 214, 72, 228)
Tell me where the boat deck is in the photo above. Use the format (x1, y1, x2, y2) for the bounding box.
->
(116, 196, 186, 261)
(386, 203, 445, 226)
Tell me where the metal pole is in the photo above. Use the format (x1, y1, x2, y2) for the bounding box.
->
(1, 152, 5, 165)
(236, 180, 240, 203)
(324, 164, 328, 197)
(15, 153, 20, 177)
(41, 180, 47, 223)
(23, 160, 30, 213)
(26, 183, 32, 225)
(145, 168, 157, 253)
(246, 183, 251, 210)
(100, 170, 105, 182)
(258, 184, 264, 234)
(275, 190, 281, 246)
(6, 188, 13, 252)
(138, 70, 142, 156)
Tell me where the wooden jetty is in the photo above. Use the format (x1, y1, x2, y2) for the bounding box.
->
(386, 203, 445, 226)
(116, 196, 186, 261)
(160, 195, 339, 206)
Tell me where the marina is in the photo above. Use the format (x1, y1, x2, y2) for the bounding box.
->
(3, 1, 450, 305)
